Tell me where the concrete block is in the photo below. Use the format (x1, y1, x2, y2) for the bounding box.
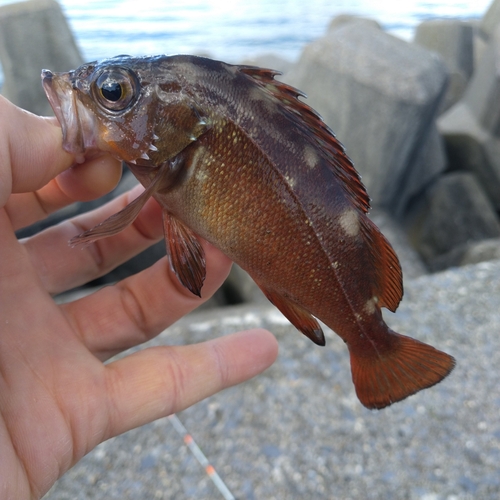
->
(438, 27, 500, 209)
(426, 237, 500, 272)
(327, 14, 382, 32)
(368, 208, 427, 280)
(0, 0, 83, 115)
(473, 20, 489, 69)
(480, 0, 500, 39)
(399, 122, 447, 213)
(462, 27, 500, 133)
(286, 21, 448, 216)
(413, 172, 500, 265)
(414, 19, 474, 111)
(460, 237, 500, 266)
(240, 53, 294, 74)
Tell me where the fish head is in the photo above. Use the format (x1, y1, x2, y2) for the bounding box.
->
(42, 55, 209, 166)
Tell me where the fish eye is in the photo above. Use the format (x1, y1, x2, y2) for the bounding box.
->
(92, 67, 139, 112)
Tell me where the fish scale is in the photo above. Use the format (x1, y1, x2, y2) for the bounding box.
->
(42, 54, 455, 409)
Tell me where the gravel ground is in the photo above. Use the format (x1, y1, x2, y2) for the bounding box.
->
(46, 259, 500, 499)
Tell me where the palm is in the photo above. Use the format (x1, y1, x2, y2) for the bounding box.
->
(0, 97, 277, 499)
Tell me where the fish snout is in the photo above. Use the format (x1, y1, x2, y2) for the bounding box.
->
(41, 69, 90, 163)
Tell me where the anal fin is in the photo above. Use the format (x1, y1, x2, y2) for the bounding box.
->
(259, 286, 325, 346)
(163, 212, 206, 297)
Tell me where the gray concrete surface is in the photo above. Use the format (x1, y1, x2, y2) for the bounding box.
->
(46, 259, 500, 499)
(0, 0, 83, 115)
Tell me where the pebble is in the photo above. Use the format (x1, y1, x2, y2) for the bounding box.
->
(46, 259, 500, 499)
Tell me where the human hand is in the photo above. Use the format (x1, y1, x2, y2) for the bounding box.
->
(0, 96, 278, 499)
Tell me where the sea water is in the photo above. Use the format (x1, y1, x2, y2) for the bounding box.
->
(0, 0, 492, 65)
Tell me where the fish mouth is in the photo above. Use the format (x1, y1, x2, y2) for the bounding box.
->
(42, 69, 95, 163)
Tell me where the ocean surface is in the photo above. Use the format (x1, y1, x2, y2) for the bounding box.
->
(0, 0, 493, 65)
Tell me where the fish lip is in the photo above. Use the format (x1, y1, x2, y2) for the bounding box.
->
(41, 69, 88, 163)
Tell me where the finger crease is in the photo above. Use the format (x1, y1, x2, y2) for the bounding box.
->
(209, 341, 230, 388)
(118, 283, 152, 344)
(130, 206, 163, 243)
(161, 348, 187, 412)
(32, 188, 51, 218)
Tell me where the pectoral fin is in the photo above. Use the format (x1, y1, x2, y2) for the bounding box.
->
(69, 169, 163, 247)
(259, 286, 325, 346)
(163, 212, 206, 297)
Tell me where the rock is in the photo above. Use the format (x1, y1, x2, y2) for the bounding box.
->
(438, 102, 500, 209)
(414, 19, 474, 112)
(428, 237, 500, 272)
(286, 20, 448, 216)
(411, 172, 500, 266)
(399, 122, 447, 215)
(465, 29, 500, 132)
(46, 260, 500, 499)
(473, 20, 489, 69)
(0, 0, 83, 115)
(460, 237, 500, 266)
(438, 26, 500, 209)
(480, 0, 500, 39)
(327, 14, 382, 32)
(425, 243, 472, 272)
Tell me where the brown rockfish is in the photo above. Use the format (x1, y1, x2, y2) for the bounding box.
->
(42, 55, 454, 409)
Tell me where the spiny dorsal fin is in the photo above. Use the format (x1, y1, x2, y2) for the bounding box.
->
(238, 65, 370, 214)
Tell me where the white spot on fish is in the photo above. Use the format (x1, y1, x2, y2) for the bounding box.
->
(339, 209, 360, 238)
(195, 168, 209, 183)
(284, 174, 297, 188)
(364, 296, 379, 315)
(185, 146, 207, 183)
(304, 145, 319, 169)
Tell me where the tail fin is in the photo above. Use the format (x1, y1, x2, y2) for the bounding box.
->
(349, 331, 455, 409)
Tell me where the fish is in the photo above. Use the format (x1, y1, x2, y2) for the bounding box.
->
(41, 54, 455, 409)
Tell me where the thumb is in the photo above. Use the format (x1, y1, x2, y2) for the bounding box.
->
(0, 96, 74, 202)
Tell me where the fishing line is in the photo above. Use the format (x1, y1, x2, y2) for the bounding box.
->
(168, 414, 236, 500)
